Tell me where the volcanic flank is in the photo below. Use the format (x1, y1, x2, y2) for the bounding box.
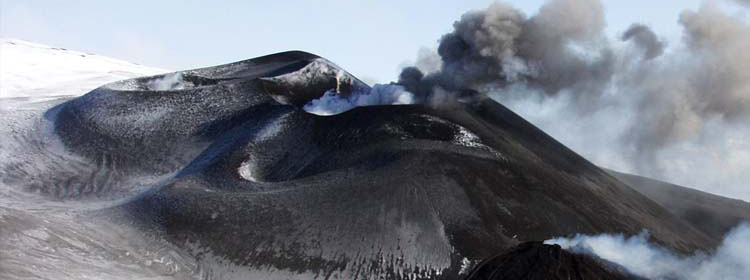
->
(464, 242, 640, 280)
(31, 51, 725, 279)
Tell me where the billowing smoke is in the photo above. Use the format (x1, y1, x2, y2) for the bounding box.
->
(305, 0, 617, 116)
(611, 3, 750, 181)
(400, 0, 616, 111)
(622, 23, 666, 60)
(545, 223, 750, 280)
(304, 0, 750, 199)
(398, 0, 750, 200)
(306, 0, 617, 114)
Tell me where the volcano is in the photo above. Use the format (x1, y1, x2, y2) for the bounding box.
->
(6, 51, 727, 279)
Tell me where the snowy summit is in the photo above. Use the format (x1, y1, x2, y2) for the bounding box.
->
(0, 38, 166, 99)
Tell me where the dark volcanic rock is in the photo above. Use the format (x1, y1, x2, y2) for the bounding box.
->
(465, 242, 639, 280)
(44, 51, 716, 279)
(608, 170, 750, 242)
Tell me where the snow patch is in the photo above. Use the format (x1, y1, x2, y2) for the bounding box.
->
(453, 126, 483, 148)
(458, 257, 474, 275)
(237, 160, 258, 182)
(237, 115, 288, 182)
(255, 115, 288, 141)
(420, 114, 500, 154)
(0, 38, 166, 98)
(262, 58, 365, 94)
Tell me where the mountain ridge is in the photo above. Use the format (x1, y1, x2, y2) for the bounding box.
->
(608, 169, 750, 242)
(2, 40, 744, 279)
(43, 50, 715, 278)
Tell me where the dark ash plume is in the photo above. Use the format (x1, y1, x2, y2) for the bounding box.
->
(398, 0, 750, 198)
(622, 24, 666, 60)
(402, 0, 615, 110)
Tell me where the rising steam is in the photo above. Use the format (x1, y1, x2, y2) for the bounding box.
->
(402, 0, 750, 200)
(303, 84, 414, 116)
(546, 223, 750, 280)
(145, 72, 191, 91)
(303, 0, 750, 200)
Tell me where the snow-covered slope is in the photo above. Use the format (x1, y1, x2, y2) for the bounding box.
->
(0, 38, 166, 99)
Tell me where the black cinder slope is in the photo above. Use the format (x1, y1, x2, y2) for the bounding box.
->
(608, 170, 750, 241)
(46, 51, 367, 176)
(46, 52, 715, 279)
(465, 242, 640, 280)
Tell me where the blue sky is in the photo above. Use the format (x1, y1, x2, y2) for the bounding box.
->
(0, 0, 707, 83)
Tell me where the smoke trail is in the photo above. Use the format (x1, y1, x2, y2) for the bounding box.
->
(545, 223, 750, 280)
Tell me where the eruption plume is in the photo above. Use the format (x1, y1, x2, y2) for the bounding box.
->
(305, 0, 750, 201)
(399, 0, 750, 200)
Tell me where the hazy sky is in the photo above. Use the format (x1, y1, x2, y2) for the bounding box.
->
(1, 0, 705, 83)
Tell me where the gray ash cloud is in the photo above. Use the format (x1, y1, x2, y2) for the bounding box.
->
(399, 0, 616, 106)
(398, 0, 750, 197)
(622, 23, 666, 60)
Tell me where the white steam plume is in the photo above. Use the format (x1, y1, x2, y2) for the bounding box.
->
(145, 72, 191, 91)
(303, 84, 415, 116)
(546, 223, 750, 280)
